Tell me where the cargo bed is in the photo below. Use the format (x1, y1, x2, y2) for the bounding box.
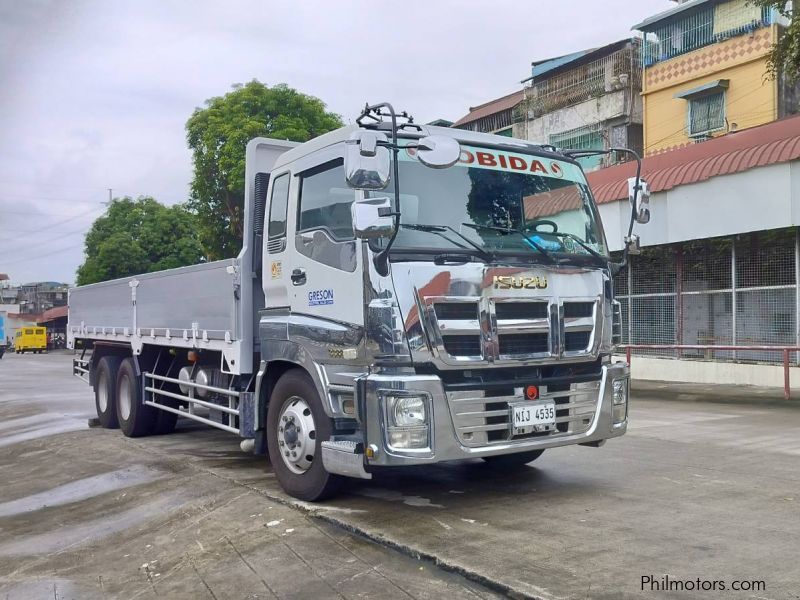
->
(67, 258, 249, 374)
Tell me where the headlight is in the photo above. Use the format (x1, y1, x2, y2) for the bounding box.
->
(383, 393, 431, 450)
(391, 395, 426, 427)
(612, 378, 628, 424)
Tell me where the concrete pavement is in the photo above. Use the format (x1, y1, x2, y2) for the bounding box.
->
(2, 352, 799, 599)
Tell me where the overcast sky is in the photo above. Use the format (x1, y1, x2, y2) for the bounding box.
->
(0, 0, 671, 285)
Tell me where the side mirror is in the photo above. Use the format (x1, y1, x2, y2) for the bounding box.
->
(628, 177, 651, 225)
(345, 131, 391, 190)
(351, 197, 396, 239)
(415, 135, 461, 169)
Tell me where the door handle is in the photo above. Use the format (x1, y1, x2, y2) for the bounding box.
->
(291, 268, 307, 286)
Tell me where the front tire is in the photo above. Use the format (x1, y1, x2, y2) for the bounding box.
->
(481, 449, 545, 469)
(266, 369, 342, 501)
(116, 357, 158, 437)
(94, 355, 122, 429)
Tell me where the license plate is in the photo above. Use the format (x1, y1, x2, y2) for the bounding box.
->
(509, 401, 555, 435)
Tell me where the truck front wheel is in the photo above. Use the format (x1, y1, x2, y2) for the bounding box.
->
(95, 355, 122, 429)
(116, 357, 158, 437)
(266, 369, 342, 501)
(481, 449, 545, 469)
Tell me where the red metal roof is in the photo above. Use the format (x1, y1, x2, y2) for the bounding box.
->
(587, 114, 800, 204)
(39, 305, 68, 322)
(452, 90, 524, 127)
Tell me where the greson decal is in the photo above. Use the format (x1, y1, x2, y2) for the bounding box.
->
(493, 275, 548, 290)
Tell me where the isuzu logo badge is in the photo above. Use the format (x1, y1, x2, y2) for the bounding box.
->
(493, 275, 548, 290)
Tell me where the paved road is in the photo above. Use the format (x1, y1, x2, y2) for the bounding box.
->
(2, 352, 799, 599)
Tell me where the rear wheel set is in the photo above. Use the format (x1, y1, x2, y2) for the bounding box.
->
(93, 356, 177, 436)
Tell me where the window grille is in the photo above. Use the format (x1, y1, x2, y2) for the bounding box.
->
(689, 92, 726, 136)
(550, 125, 605, 170)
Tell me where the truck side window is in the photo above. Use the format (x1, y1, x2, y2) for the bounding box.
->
(297, 159, 354, 241)
(267, 173, 290, 241)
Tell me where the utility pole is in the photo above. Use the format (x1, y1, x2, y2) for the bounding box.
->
(108, 188, 113, 205)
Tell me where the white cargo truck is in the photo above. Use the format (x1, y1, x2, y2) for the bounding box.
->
(68, 103, 651, 500)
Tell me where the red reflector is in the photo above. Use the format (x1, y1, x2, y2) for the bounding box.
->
(525, 385, 539, 400)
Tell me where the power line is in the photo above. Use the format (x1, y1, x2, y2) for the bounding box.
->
(0, 223, 89, 251)
(2, 242, 85, 266)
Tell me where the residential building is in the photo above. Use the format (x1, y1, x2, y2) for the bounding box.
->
(513, 39, 644, 171)
(587, 113, 800, 386)
(451, 90, 524, 137)
(634, 0, 797, 155)
(17, 281, 68, 315)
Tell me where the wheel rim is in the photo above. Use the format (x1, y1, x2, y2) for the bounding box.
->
(276, 395, 317, 475)
(97, 371, 108, 412)
(119, 374, 132, 421)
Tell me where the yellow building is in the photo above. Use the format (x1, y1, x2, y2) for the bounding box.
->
(634, 0, 794, 155)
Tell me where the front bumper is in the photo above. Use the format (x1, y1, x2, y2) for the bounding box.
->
(360, 362, 629, 467)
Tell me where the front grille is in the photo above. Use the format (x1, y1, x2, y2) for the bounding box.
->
(428, 296, 598, 363)
(434, 303, 478, 321)
(448, 380, 601, 446)
(442, 335, 481, 357)
(495, 301, 548, 320)
(564, 331, 591, 352)
(563, 302, 594, 319)
(498, 333, 549, 355)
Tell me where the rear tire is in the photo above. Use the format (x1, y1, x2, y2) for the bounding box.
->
(116, 357, 158, 437)
(94, 355, 122, 429)
(481, 449, 545, 469)
(266, 369, 342, 501)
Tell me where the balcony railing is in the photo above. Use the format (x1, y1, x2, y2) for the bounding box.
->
(642, 4, 775, 67)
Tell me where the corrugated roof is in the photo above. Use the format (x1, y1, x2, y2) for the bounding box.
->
(452, 90, 524, 127)
(587, 114, 800, 204)
(39, 305, 68, 322)
(633, 0, 715, 32)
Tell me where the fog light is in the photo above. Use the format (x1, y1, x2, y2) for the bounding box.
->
(388, 427, 429, 449)
(612, 378, 628, 424)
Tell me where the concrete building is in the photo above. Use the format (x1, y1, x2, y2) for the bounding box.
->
(588, 114, 800, 386)
(17, 281, 68, 315)
(635, 0, 796, 155)
(513, 39, 644, 171)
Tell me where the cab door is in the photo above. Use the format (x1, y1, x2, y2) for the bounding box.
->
(283, 147, 363, 327)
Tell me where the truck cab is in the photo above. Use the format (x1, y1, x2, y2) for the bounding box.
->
(68, 103, 650, 501)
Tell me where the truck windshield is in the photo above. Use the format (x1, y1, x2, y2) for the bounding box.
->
(371, 144, 608, 262)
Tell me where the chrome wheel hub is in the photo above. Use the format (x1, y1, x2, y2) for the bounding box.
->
(97, 371, 108, 412)
(119, 376, 132, 421)
(276, 396, 316, 474)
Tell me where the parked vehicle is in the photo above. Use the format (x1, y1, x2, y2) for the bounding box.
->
(68, 103, 650, 500)
(15, 327, 47, 354)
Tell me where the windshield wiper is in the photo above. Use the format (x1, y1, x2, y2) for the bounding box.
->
(545, 231, 608, 265)
(401, 224, 495, 262)
(461, 222, 555, 263)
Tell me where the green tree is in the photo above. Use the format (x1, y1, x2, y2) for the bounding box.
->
(750, 1, 800, 81)
(76, 197, 204, 285)
(186, 80, 343, 259)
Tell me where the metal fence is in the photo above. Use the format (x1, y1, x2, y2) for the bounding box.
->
(613, 228, 799, 364)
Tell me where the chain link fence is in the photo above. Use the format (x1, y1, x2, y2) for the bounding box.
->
(614, 228, 798, 364)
